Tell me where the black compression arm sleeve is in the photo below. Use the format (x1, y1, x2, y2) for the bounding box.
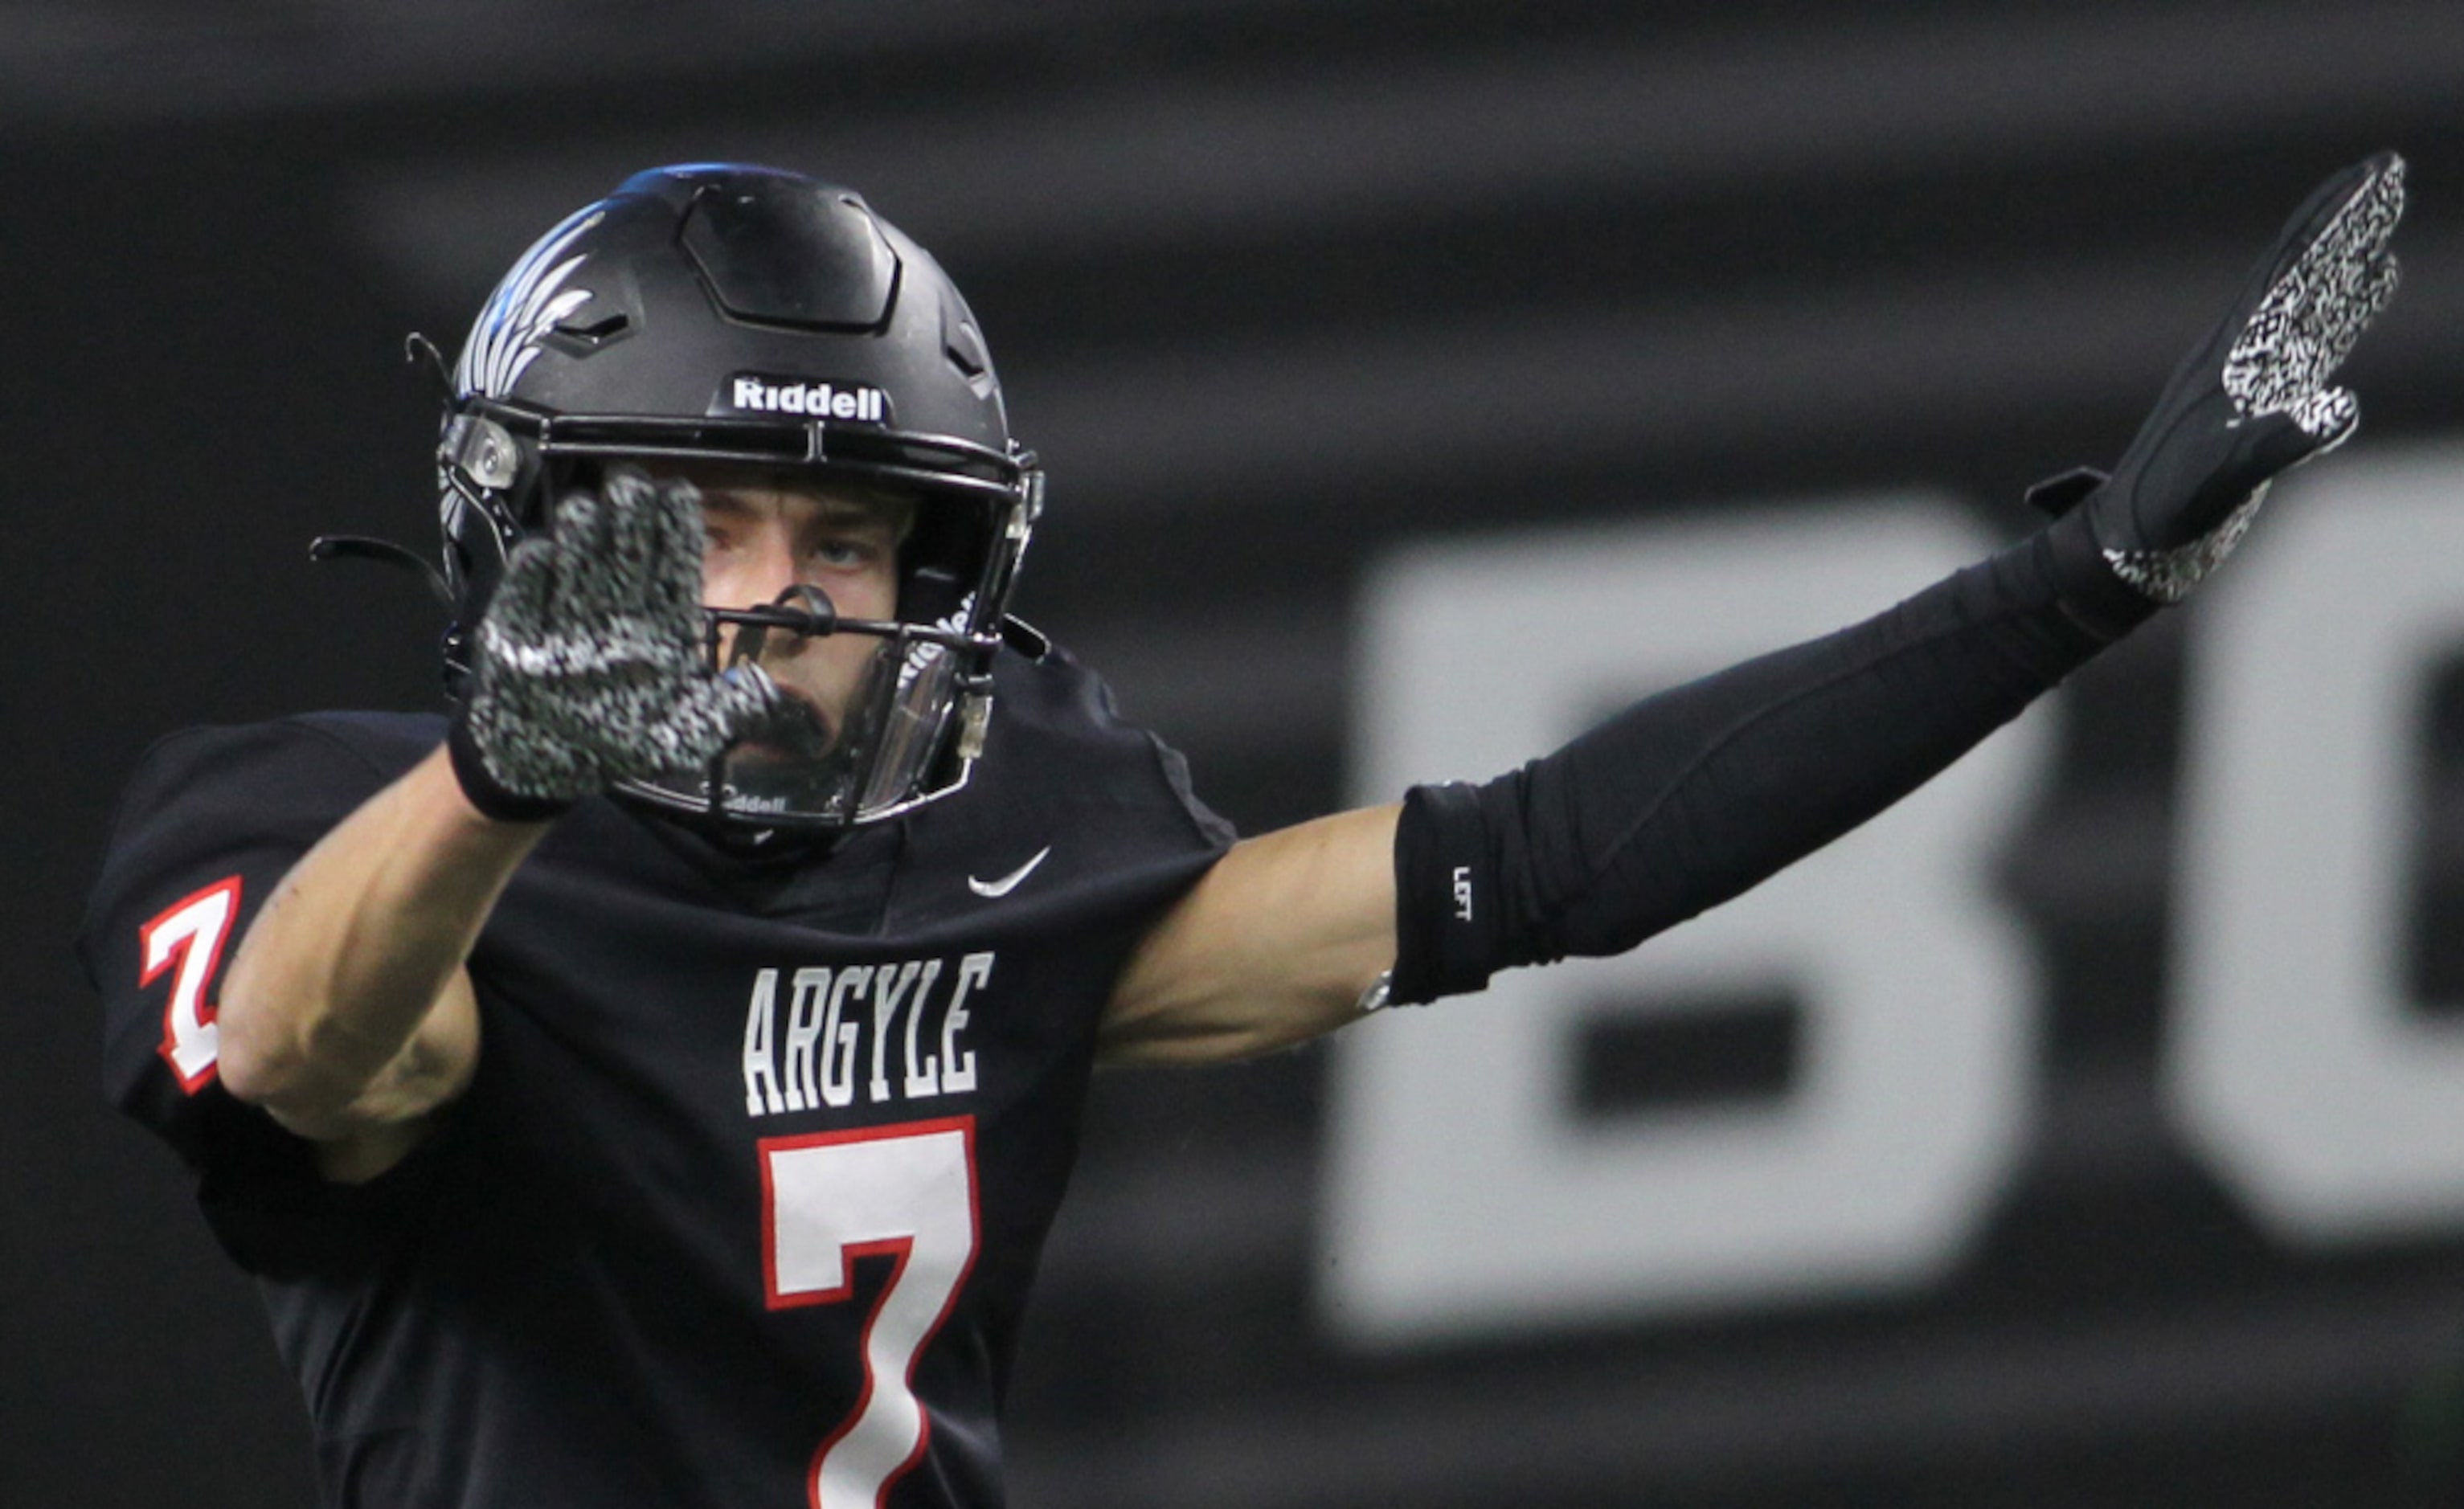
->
(1387, 507, 2153, 1004)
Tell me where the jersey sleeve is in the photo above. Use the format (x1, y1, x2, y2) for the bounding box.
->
(75, 718, 438, 1274)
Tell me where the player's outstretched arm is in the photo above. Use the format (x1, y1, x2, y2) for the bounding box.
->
(215, 748, 542, 1179)
(1098, 153, 2404, 1063)
(1101, 805, 1402, 1064)
(221, 468, 781, 1179)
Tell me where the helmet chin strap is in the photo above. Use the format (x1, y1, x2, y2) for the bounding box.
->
(403, 331, 453, 402)
(307, 533, 456, 609)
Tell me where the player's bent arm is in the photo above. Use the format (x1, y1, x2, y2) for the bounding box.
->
(216, 744, 548, 1167)
(219, 469, 767, 1176)
(1097, 804, 1401, 1065)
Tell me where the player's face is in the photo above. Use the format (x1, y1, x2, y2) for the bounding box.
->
(683, 468, 914, 748)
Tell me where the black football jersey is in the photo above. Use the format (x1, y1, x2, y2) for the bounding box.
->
(77, 645, 1234, 1508)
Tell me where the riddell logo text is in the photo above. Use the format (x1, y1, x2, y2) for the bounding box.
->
(723, 374, 890, 423)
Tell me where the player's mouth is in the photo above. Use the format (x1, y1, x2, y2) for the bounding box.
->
(735, 683, 838, 763)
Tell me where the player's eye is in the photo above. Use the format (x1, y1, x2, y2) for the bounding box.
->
(808, 532, 886, 570)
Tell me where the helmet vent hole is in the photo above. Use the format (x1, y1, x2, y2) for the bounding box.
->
(559, 313, 629, 341)
(939, 284, 991, 380)
(547, 312, 632, 353)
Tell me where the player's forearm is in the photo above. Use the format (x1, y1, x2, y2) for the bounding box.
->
(217, 743, 546, 1133)
(1386, 517, 2135, 1002)
(1099, 806, 1400, 1065)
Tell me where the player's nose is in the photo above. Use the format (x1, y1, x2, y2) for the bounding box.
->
(721, 525, 804, 608)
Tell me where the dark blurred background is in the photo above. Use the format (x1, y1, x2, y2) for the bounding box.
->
(9, 2, 2464, 1505)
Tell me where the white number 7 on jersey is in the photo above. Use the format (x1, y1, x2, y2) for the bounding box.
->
(761, 1118, 981, 1509)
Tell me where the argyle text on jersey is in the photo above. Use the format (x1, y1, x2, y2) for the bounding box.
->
(740, 952, 989, 1117)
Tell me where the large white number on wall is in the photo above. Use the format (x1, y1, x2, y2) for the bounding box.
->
(1324, 500, 2049, 1343)
(2171, 448, 2464, 1242)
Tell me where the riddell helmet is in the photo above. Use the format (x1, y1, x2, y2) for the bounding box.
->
(434, 163, 1042, 832)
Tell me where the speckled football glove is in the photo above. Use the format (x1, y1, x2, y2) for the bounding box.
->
(448, 467, 779, 821)
(2071, 153, 2405, 603)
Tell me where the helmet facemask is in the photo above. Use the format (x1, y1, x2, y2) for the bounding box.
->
(646, 479, 1012, 829)
(673, 583, 975, 824)
(439, 402, 1038, 833)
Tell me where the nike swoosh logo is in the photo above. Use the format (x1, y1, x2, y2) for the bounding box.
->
(968, 846, 1052, 898)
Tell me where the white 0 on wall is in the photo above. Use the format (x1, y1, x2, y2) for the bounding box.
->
(2171, 446, 2464, 1244)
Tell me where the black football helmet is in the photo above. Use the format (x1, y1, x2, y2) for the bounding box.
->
(432, 163, 1042, 832)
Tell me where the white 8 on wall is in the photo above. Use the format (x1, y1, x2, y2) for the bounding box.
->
(1325, 499, 2050, 1343)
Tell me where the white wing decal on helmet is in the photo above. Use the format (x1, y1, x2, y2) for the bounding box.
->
(454, 208, 604, 400)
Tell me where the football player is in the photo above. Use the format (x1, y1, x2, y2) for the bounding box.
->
(80, 155, 2403, 1507)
